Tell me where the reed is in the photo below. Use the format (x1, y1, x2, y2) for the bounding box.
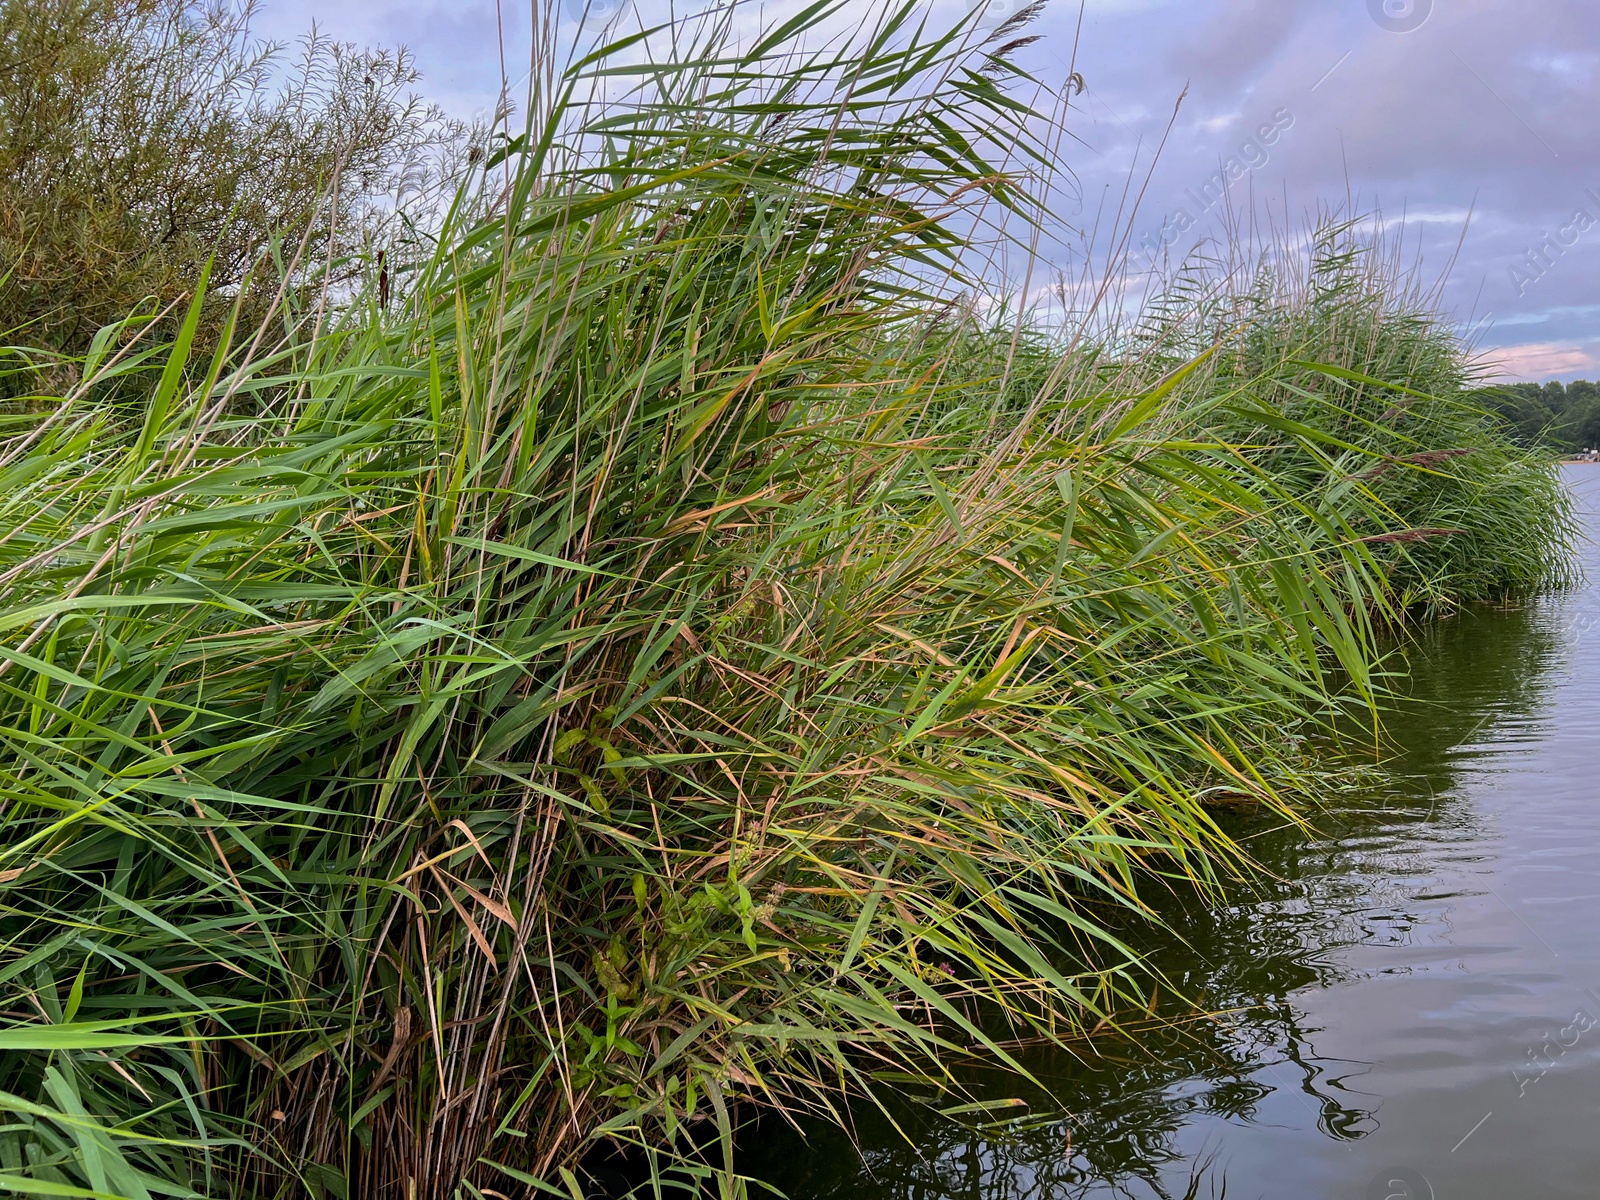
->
(0, 5, 1571, 1198)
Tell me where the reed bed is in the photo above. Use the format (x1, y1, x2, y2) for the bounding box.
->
(0, 4, 1572, 1198)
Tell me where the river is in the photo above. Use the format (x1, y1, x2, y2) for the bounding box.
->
(748, 465, 1600, 1200)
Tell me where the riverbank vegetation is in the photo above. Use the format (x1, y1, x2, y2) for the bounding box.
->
(0, 3, 1575, 1198)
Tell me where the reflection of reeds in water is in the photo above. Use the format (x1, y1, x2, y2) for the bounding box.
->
(1386, 601, 1570, 771)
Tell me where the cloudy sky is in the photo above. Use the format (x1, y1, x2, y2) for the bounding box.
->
(251, 0, 1599, 382)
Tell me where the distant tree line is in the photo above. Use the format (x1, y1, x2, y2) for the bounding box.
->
(1473, 379, 1600, 453)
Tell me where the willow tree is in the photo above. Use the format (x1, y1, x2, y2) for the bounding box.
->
(0, 0, 468, 356)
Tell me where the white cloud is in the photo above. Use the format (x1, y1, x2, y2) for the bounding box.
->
(241, 0, 1600, 349)
(1479, 341, 1600, 381)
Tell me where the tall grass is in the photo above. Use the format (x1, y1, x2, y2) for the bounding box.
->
(0, 5, 1572, 1198)
(1131, 220, 1577, 608)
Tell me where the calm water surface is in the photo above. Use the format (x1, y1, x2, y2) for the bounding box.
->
(749, 465, 1600, 1200)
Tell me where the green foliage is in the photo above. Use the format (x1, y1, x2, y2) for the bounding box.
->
(0, 6, 1575, 1200)
(1132, 223, 1577, 608)
(0, 0, 467, 358)
(1476, 379, 1600, 452)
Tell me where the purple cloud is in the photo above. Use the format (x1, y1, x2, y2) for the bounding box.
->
(246, 0, 1600, 380)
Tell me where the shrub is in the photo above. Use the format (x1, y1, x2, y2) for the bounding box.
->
(0, 0, 466, 358)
